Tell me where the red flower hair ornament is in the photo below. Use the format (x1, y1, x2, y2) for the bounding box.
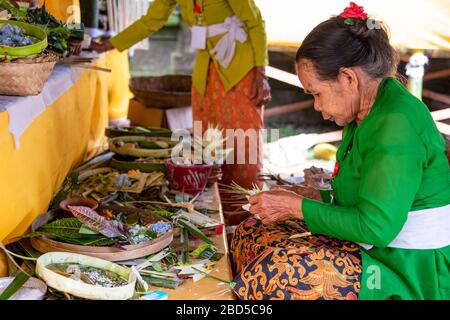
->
(339, 2, 368, 25)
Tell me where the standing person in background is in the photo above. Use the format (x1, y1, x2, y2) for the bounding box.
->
(239, 2, 450, 300)
(92, 0, 271, 225)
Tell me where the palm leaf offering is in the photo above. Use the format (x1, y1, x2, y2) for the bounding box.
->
(25, 203, 175, 249)
(172, 123, 233, 165)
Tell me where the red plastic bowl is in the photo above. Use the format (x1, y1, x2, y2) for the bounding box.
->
(165, 158, 213, 195)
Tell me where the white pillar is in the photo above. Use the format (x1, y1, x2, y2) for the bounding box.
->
(405, 51, 429, 100)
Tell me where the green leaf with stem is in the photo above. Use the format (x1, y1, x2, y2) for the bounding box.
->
(0, 270, 33, 300)
(192, 267, 235, 287)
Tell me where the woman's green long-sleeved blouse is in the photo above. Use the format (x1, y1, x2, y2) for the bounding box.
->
(110, 0, 268, 95)
(303, 78, 450, 300)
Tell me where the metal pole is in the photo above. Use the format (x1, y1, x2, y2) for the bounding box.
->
(405, 50, 428, 100)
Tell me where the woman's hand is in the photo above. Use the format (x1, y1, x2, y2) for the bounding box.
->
(271, 185, 322, 202)
(249, 190, 304, 225)
(250, 67, 271, 107)
(90, 39, 114, 53)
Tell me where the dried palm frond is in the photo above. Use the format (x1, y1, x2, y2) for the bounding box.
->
(218, 181, 262, 200)
(174, 123, 233, 165)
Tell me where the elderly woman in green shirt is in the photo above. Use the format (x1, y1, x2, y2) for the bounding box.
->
(92, 0, 270, 225)
(239, 3, 450, 300)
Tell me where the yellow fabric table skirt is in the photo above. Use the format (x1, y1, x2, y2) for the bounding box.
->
(39, 0, 132, 121)
(0, 52, 128, 276)
(105, 50, 132, 121)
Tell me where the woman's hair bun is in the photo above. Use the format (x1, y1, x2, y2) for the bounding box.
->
(296, 16, 398, 80)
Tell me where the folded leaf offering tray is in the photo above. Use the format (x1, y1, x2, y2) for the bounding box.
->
(36, 252, 136, 300)
(30, 205, 174, 262)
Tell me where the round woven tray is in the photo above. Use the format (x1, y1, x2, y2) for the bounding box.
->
(130, 75, 192, 109)
(0, 54, 58, 96)
(30, 205, 174, 262)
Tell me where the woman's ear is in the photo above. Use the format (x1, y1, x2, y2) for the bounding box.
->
(337, 67, 359, 91)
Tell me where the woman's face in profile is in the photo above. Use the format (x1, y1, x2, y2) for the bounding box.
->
(296, 59, 360, 127)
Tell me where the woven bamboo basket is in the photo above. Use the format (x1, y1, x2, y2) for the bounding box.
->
(130, 75, 192, 109)
(0, 54, 58, 96)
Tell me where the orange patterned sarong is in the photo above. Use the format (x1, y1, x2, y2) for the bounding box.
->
(192, 63, 264, 225)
